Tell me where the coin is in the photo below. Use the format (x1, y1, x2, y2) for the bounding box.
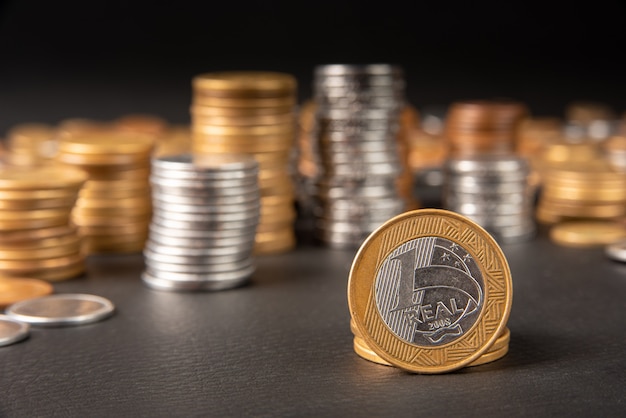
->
(193, 71, 296, 97)
(0, 165, 87, 190)
(0, 315, 30, 347)
(550, 221, 626, 247)
(348, 208, 513, 374)
(5, 294, 114, 327)
(0, 278, 54, 308)
(605, 239, 626, 262)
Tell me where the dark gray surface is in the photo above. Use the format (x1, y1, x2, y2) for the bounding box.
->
(0, 225, 625, 417)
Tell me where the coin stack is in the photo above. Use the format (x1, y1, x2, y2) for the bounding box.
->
(444, 155, 536, 243)
(143, 154, 260, 291)
(55, 132, 154, 254)
(311, 64, 409, 248)
(348, 209, 513, 373)
(191, 72, 297, 254)
(0, 165, 87, 281)
(603, 135, 626, 173)
(445, 100, 528, 157)
(536, 157, 626, 225)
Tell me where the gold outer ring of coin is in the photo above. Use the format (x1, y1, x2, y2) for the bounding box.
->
(550, 221, 626, 247)
(347, 208, 513, 374)
(351, 317, 511, 353)
(0, 277, 54, 308)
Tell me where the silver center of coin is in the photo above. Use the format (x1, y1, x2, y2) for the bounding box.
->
(374, 237, 484, 347)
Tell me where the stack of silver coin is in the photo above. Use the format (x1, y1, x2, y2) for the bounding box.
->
(311, 64, 407, 248)
(142, 154, 260, 291)
(443, 155, 536, 243)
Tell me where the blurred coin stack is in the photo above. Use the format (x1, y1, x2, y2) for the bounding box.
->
(536, 155, 626, 225)
(445, 100, 528, 157)
(444, 155, 536, 243)
(349, 318, 511, 368)
(603, 135, 626, 173)
(143, 154, 260, 291)
(564, 101, 616, 142)
(56, 132, 154, 254)
(0, 166, 87, 280)
(5, 124, 58, 167)
(191, 72, 297, 254)
(311, 64, 410, 248)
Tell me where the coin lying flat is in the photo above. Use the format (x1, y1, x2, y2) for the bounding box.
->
(5, 294, 115, 327)
(606, 239, 626, 262)
(550, 221, 626, 247)
(0, 278, 54, 308)
(348, 208, 513, 374)
(0, 315, 30, 347)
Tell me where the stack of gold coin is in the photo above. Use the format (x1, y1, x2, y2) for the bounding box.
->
(0, 165, 87, 280)
(603, 135, 626, 173)
(348, 209, 513, 373)
(191, 71, 297, 254)
(56, 132, 154, 254)
(5, 123, 58, 167)
(445, 100, 528, 157)
(396, 104, 420, 210)
(536, 144, 626, 225)
(114, 114, 168, 138)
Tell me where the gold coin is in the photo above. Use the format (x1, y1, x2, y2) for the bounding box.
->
(254, 232, 296, 254)
(0, 229, 79, 249)
(83, 179, 149, 192)
(57, 151, 150, 166)
(191, 111, 294, 127)
(550, 221, 626, 247)
(466, 343, 509, 367)
(0, 196, 77, 210)
(191, 104, 294, 117)
(192, 141, 292, 154)
(0, 210, 71, 230)
(0, 234, 82, 260)
(57, 132, 155, 155)
(79, 167, 151, 181)
(192, 122, 294, 136)
(0, 253, 83, 271)
(0, 225, 77, 245)
(114, 114, 168, 137)
(73, 213, 151, 227)
(72, 205, 151, 217)
(79, 186, 150, 200)
(353, 335, 392, 366)
(0, 277, 54, 308)
(193, 96, 295, 108)
(192, 71, 296, 96)
(259, 207, 297, 225)
(348, 208, 513, 374)
(0, 165, 87, 190)
(74, 195, 151, 210)
(33, 260, 86, 282)
(0, 187, 81, 200)
(78, 222, 148, 236)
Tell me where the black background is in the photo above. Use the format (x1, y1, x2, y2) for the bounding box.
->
(1, 0, 626, 132)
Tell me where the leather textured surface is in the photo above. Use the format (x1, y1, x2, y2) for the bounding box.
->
(1, 229, 625, 417)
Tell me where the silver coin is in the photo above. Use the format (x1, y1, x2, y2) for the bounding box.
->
(315, 219, 384, 234)
(153, 200, 260, 215)
(605, 239, 626, 262)
(445, 190, 526, 206)
(144, 248, 252, 267)
(145, 242, 252, 263)
(316, 176, 397, 189)
(142, 269, 252, 291)
(464, 212, 533, 228)
(316, 107, 399, 120)
(152, 208, 259, 223)
(323, 161, 401, 178)
(445, 180, 531, 194)
(449, 202, 529, 216)
(315, 64, 403, 77)
(150, 175, 258, 190)
(5, 294, 115, 327)
(151, 190, 259, 206)
(445, 156, 529, 176)
(152, 153, 258, 173)
(318, 131, 398, 144)
(314, 184, 397, 200)
(318, 140, 398, 155)
(0, 315, 30, 347)
(321, 150, 400, 166)
(150, 168, 258, 181)
(149, 223, 257, 239)
(316, 96, 402, 109)
(317, 197, 404, 213)
(145, 264, 255, 283)
(145, 254, 253, 274)
(152, 184, 260, 198)
(150, 215, 259, 231)
(145, 239, 254, 256)
(147, 230, 256, 249)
